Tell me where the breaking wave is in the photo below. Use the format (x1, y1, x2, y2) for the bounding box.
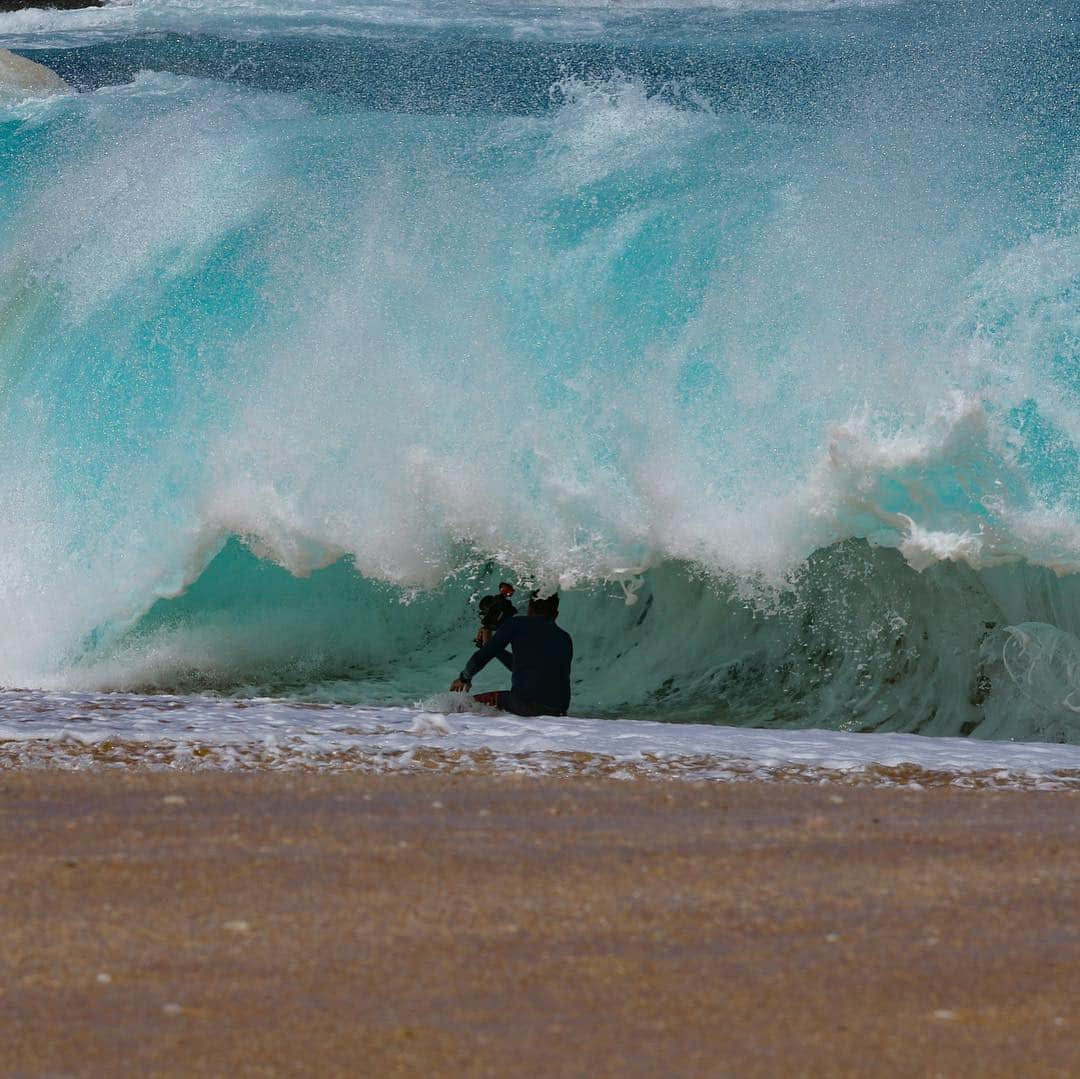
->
(1, 0, 1078, 742)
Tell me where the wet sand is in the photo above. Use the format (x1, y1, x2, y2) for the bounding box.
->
(2, 772, 1077, 1077)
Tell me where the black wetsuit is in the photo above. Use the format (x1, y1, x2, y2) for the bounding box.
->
(460, 615, 574, 716)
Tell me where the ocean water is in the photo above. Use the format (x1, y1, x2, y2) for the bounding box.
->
(1, 0, 1079, 775)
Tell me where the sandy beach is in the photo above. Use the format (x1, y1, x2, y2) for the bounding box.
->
(2, 772, 1077, 1076)
(2, 2, 1079, 1076)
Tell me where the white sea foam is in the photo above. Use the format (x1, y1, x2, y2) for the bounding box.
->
(0, 0, 907, 51)
(1, 689, 1077, 789)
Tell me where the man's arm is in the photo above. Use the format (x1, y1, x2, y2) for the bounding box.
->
(451, 619, 517, 690)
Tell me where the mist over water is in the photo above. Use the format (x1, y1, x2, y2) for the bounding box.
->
(1, 0, 1077, 742)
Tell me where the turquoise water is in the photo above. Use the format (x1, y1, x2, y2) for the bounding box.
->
(1, 0, 1078, 741)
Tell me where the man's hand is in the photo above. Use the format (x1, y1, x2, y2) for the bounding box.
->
(450, 678, 471, 693)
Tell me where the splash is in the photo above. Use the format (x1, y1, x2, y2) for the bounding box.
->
(0, 0, 1077, 740)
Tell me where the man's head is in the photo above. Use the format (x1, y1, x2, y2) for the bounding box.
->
(527, 590, 559, 620)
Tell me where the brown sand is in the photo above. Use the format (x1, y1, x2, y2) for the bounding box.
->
(1, 773, 1077, 1077)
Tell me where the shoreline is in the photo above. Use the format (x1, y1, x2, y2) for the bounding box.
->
(3, 771, 1077, 1076)
(4, 689, 1080, 790)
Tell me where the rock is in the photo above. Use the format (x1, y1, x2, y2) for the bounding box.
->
(0, 48, 70, 96)
(0, 2, 102, 10)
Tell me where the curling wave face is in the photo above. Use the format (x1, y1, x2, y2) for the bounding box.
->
(0, 0, 1077, 740)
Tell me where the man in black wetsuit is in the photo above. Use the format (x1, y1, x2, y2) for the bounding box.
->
(450, 592, 573, 717)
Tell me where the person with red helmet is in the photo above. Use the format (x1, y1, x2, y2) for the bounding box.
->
(474, 582, 517, 647)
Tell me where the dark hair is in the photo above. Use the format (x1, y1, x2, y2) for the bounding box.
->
(528, 591, 559, 619)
